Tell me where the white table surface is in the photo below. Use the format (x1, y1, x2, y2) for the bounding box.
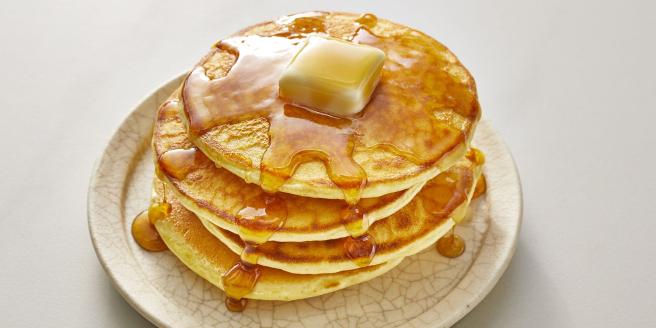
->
(1, 0, 655, 327)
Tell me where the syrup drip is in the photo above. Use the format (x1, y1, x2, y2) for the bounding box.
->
(131, 198, 170, 252)
(465, 148, 486, 199)
(340, 204, 377, 267)
(158, 148, 207, 180)
(183, 14, 479, 205)
(240, 243, 259, 265)
(131, 210, 167, 252)
(262, 105, 365, 204)
(221, 193, 288, 312)
(340, 205, 366, 236)
(355, 13, 378, 29)
(225, 297, 248, 313)
(416, 160, 479, 259)
(148, 199, 171, 223)
(473, 174, 487, 199)
(465, 147, 486, 166)
(436, 228, 465, 258)
(222, 261, 261, 303)
(420, 164, 474, 225)
(236, 193, 288, 244)
(344, 234, 376, 267)
(275, 11, 327, 38)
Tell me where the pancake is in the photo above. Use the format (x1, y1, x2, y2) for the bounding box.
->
(200, 152, 483, 274)
(179, 12, 480, 202)
(153, 93, 426, 242)
(150, 178, 403, 301)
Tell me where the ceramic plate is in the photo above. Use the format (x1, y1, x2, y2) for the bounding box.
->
(88, 75, 522, 328)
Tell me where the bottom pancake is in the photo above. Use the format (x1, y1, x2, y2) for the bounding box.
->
(199, 150, 484, 274)
(151, 179, 403, 301)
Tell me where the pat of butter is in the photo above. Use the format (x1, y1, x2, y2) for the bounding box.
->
(279, 36, 385, 117)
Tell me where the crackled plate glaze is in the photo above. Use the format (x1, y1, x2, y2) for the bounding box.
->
(88, 75, 522, 328)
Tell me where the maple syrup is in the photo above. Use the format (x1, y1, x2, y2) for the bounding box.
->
(340, 205, 366, 236)
(412, 158, 481, 258)
(131, 204, 169, 252)
(344, 234, 376, 267)
(222, 261, 261, 302)
(436, 228, 465, 258)
(158, 148, 206, 180)
(465, 147, 486, 165)
(240, 243, 259, 265)
(225, 297, 248, 312)
(221, 193, 288, 311)
(132, 172, 171, 251)
(182, 13, 478, 205)
(235, 193, 288, 244)
(275, 11, 327, 38)
(473, 174, 487, 199)
(339, 203, 378, 266)
(355, 13, 378, 29)
(148, 201, 171, 224)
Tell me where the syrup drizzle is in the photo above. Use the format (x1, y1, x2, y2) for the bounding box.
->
(262, 104, 365, 204)
(155, 145, 279, 312)
(222, 193, 288, 312)
(351, 27, 471, 164)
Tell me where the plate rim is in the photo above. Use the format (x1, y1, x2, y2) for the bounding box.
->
(87, 74, 522, 328)
(87, 74, 187, 328)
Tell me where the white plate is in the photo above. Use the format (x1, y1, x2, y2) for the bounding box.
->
(88, 75, 522, 328)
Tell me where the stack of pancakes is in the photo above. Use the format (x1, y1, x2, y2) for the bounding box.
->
(145, 12, 483, 308)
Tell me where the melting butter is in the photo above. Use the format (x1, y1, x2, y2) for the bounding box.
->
(279, 36, 385, 117)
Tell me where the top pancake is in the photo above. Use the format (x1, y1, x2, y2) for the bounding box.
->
(153, 93, 425, 242)
(180, 12, 480, 201)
